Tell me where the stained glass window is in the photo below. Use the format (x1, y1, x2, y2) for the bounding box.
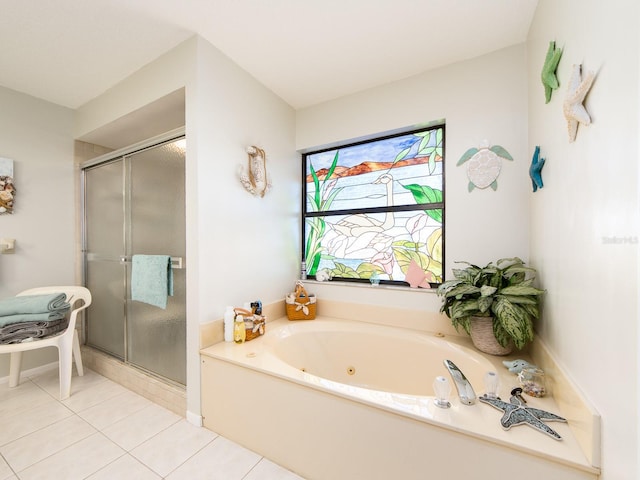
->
(303, 124, 444, 286)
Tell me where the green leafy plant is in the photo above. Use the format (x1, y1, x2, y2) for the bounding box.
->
(436, 257, 544, 350)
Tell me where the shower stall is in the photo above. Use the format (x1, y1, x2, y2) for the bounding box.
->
(82, 132, 186, 386)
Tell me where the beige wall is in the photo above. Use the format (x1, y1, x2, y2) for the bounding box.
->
(0, 87, 75, 375)
(297, 44, 530, 308)
(527, 1, 639, 479)
(74, 36, 297, 422)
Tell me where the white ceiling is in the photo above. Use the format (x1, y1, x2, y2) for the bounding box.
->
(0, 0, 538, 110)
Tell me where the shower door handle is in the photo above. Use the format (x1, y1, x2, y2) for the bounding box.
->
(117, 255, 184, 269)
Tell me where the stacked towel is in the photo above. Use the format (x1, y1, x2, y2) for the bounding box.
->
(131, 255, 174, 309)
(0, 293, 70, 344)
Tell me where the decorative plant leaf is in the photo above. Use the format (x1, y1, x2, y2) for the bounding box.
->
(447, 283, 481, 299)
(480, 285, 497, 297)
(489, 145, 514, 161)
(418, 132, 431, 153)
(356, 262, 383, 279)
(436, 128, 443, 147)
(493, 321, 512, 348)
(478, 296, 493, 313)
(500, 285, 545, 296)
(492, 297, 532, 349)
(457, 147, 479, 166)
(402, 184, 442, 204)
(451, 299, 480, 319)
(438, 257, 542, 350)
(498, 294, 538, 305)
(332, 262, 359, 278)
(395, 147, 411, 163)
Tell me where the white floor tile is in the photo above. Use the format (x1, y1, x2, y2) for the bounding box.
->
(101, 402, 181, 451)
(0, 382, 53, 419)
(165, 436, 261, 480)
(245, 458, 305, 480)
(0, 378, 45, 402)
(61, 377, 128, 413)
(0, 454, 14, 480)
(0, 415, 96, 472)
(85, 453, 161, 480)
(0, 397, 73, 446)
(29, 366, 104, 399)
(130, 419, 218, 477)
(0, 367, 303, 480)
(17, 432, 124, 480)
(78, 389, 153, 430)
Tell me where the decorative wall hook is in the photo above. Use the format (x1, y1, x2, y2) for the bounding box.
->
(239, 146, 272, 197)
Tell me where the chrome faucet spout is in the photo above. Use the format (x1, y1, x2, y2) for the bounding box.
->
(444, 360, 476, 405)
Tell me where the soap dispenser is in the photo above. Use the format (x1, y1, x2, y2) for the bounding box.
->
(233, 314, 246, 344)
(223, 306, 234, 342)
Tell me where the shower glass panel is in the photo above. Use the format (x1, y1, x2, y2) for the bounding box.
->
(85, 160, 126, 359)
(83, 136, 186, 385)
(126, 141, 186, 384)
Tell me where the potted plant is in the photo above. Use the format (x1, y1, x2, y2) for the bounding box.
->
(436, 257, 544, 355)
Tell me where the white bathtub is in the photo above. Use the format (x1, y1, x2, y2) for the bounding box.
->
(201, 317, 598, 480)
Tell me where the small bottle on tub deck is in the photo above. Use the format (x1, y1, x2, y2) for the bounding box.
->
(223, 306, 234, 342)
(233, 314, 246, 344)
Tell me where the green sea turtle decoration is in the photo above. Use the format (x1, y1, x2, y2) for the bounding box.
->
(457, 142, 514, 192)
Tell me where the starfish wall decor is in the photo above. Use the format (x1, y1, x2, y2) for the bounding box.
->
(563, 64, 596, 142)
(479, 388, 567, 440)
(529, 146, 545, 192)
(541, 41, 563, 103)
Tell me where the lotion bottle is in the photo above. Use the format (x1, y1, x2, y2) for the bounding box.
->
(223, 306, 234, 342)
(233, 314, 246, 344)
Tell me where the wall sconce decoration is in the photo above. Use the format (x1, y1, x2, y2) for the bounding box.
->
(529, 146, 545, 192)
(0, 158, 15, 214)
(541, 41, 563, 104)
(239, 146, 272, 197)
(457, 141, 513, 192)
(563, 64, 596, 142)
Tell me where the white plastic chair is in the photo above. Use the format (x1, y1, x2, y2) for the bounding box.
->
(0, 286, 92, 400)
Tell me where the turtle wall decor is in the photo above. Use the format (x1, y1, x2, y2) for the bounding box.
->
(457, 142, 514, 192)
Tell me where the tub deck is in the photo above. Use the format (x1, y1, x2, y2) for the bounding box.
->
(201, 316, 599, 480)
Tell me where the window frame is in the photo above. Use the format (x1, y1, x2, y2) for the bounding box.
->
(301, 124, 446, 287)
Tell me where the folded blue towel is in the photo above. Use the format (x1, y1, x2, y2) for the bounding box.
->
(0, 311, 68, 328)
(0, 293, 69, 317)
(131, 255, 173, 309)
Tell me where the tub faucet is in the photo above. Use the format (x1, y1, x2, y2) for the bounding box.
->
(444, 360, 476, 405)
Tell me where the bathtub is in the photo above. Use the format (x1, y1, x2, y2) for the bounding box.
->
(201, 317, 598, 480)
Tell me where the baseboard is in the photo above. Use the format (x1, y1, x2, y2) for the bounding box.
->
(0, 361, 58, 385)
(186, 410, 203, 427)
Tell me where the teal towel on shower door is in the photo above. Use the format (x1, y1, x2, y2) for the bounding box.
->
(131, 255, 173, 309)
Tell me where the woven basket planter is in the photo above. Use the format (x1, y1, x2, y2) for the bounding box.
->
(469, 316, 514, 356)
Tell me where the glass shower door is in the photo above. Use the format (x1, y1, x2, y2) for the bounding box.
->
(85, 160, 126, 359)
(126, 141, 186, 384)
(84, 137, 186, 385)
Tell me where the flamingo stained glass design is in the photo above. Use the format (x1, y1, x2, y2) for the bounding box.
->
(303, 125, 444, 285)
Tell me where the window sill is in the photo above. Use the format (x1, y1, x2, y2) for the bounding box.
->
(302, 278, 438, 294)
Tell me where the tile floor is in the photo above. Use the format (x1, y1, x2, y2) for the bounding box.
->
(0, 368, 304, 480)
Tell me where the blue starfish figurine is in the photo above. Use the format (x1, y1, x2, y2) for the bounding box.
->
(529, 146, 545, 192)
(479, 388, 567, 440)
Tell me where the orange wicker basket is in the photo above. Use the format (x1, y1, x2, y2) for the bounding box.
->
(233, 307, 265, 341)
(285, 281, 316, 320)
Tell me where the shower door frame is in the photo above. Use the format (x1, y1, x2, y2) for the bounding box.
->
(80, 127, 186, 385)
